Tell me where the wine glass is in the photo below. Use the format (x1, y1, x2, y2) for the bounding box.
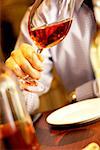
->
(21, 0, 75, 93)
(0, 62, 40, 149)
(28, 0, 75, 52)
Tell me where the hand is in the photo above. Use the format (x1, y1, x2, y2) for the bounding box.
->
(5, 43, 43, 80)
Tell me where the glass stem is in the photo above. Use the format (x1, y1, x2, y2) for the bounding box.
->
(37, 48, 43, 54)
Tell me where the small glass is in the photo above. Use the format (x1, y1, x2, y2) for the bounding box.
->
(0, 62, 40, 150)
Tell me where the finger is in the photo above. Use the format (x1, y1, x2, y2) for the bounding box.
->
(5, 57, 25, 77)
(37, 53, 44, 62)
(20, 43, 43, 71)
(11, 49, 40, 79)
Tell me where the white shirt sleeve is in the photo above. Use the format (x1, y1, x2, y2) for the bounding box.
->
(15, 7, 53, 114)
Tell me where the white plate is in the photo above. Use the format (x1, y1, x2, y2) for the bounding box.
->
(46, 98, 100, 125)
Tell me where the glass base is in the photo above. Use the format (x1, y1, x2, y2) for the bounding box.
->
(24, 81, 45, 93)
(18, 77, 45, 93)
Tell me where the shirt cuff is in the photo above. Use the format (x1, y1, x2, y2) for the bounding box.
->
(75, 80, 98, 101)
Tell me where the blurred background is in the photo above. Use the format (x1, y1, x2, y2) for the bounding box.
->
(0, 0, 34, 60)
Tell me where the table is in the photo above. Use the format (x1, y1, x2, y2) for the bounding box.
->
(34, 113, 100, 150)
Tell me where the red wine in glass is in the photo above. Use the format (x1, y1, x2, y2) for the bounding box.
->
(0, 121, 40, 150)
(28, 18, 72, 53)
